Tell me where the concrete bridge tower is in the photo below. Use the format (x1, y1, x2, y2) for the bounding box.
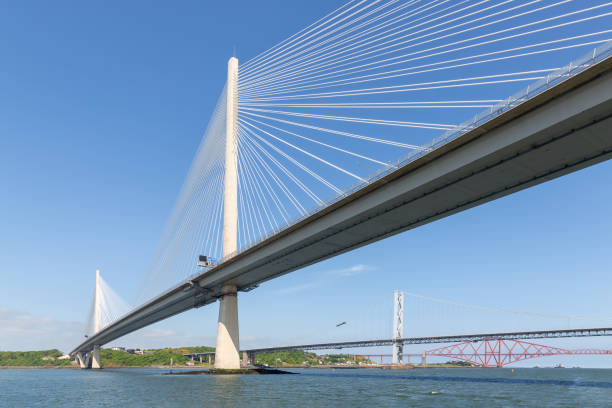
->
(76, 269, 103, 369)
(214, 56, 241, 369)
(92, 269, 102, 369)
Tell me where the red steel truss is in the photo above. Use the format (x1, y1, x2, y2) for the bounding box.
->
(425, 338, 612, 367)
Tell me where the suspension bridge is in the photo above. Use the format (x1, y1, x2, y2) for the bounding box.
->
(70, 0, 612, 370)
(182, 291, 612, 368)
(239, 292, 612, 368)
(187, 331, 612, 368)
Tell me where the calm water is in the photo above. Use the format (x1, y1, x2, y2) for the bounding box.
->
(1, 367, 612, 407)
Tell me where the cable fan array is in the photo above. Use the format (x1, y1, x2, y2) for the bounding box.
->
(138, 89, 227, 302)
(236, 0, 612, 252)
(138, 0, 612, 302)
(85, 274, 132, 336)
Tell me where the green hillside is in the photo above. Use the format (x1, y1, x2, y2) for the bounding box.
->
(0, 350, 71, 367)
(101, 346, 215, 367)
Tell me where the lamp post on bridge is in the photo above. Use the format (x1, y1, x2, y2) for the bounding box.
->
(214, 56, 241, 370)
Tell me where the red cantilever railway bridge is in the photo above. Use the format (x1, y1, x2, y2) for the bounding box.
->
(424, 338, 612, 367)
(353, 338, 612, 367)
(240, 328, 612, 368)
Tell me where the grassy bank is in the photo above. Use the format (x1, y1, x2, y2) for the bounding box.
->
(2, 348, 472, 368)
(101, 346, 214, 367)
(0, 350, 71, 367)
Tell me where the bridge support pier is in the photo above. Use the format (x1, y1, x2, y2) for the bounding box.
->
(393, 342, 403, 365)
(248, 352, 255, 366)
(91, 345, 102, 369)
(76, 352, 90, 369)
(214, 284, 240, 369)
(392, 291, 404, 364)
(421, 351, 426, 367)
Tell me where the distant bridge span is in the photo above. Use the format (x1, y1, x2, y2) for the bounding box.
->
(244, 327, 612, 354)
(72, 54, 612, 357)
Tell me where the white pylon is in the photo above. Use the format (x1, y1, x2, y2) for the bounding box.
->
(93, 269, 101, 334)
(214, 56, 241, 370)
(91, 270, 103, 369)
(222, 56, 239, 264)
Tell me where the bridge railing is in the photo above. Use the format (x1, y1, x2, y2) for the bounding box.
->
(208, 41, 612, 270)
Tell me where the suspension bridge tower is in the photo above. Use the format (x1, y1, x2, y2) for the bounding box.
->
(214, 56, 241, 369)
(392, 290, 404, 365)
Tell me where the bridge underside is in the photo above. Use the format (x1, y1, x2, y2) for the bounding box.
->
(72, 57, 612, 356)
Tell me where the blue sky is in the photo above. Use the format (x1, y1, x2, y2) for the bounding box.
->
(1, 0, 612, 367)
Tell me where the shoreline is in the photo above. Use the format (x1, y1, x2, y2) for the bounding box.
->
(0, 366, 77, 369)
(0, 365, 201, 370)
(0, 364, 472, 370)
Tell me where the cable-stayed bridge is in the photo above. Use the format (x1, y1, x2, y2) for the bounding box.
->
(70, 0, 612, 369)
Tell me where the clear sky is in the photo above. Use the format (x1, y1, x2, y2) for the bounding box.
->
(1, 0, 612, 367)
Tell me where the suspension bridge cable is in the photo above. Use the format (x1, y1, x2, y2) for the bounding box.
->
(403, 292, 612, 323)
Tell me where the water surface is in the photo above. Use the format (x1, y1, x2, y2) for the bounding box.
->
(1, 367, 611, 407)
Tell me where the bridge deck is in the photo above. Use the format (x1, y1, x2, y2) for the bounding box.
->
(72, 54, 612, 355)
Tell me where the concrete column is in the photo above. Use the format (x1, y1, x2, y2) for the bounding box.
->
(214, 285, 240, 369)
(91, 345, 102, 369)
(241, 351, 248, 367)
(214, 57, 241, 370)
(76, 352, 89, 369)
(248, 352, 255, 366)
(208, 355, 212, 365)
(421, 351, 426, 368)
